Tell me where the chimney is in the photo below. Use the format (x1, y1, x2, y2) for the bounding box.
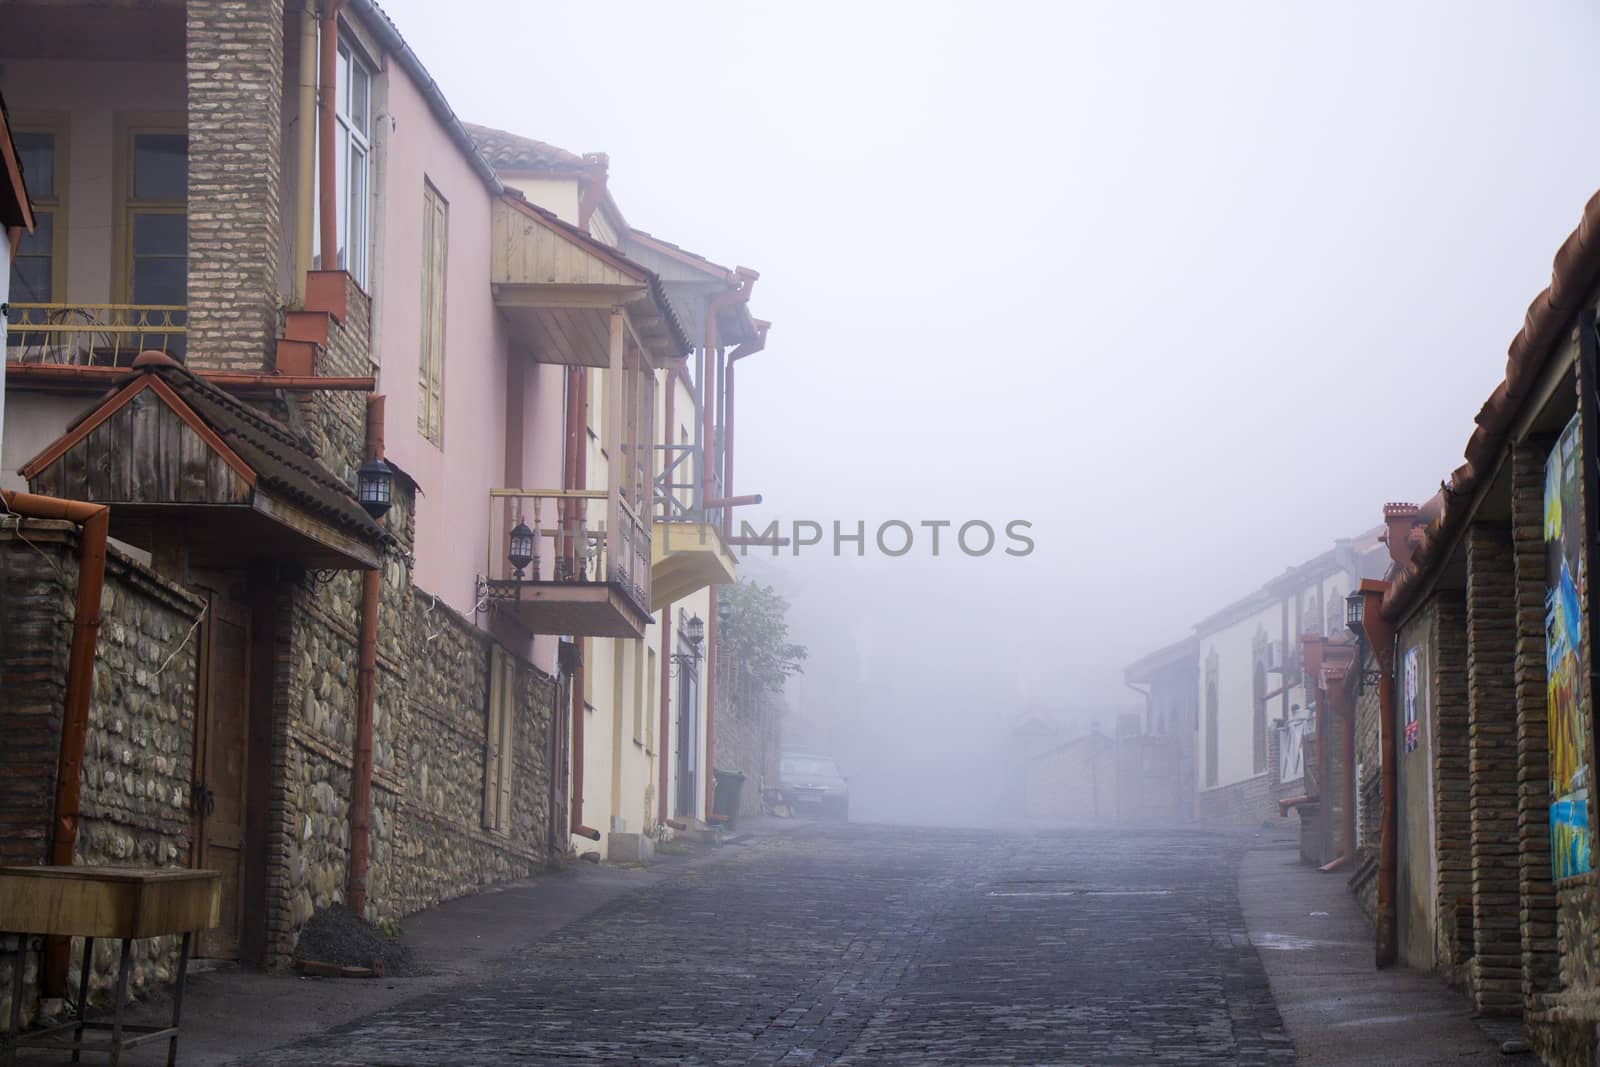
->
(1383, 502, 1420, 568)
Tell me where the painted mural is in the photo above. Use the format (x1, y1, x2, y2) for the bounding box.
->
(1546, 413, 1591, 881)
(1402, 647, 1421, 755)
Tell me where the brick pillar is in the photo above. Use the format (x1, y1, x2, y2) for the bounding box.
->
(1433, 594, 1471, 981)
(1511, 444, 1558, 1008)
(185, 0, 285, 370)
(1467, 523, 1523, 1015)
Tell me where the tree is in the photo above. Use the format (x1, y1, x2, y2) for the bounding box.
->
(717, 579, 807, 694)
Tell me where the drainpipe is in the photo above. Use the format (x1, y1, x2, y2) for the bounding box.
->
(722, 317, 769, 539)
(317, 0, 342, 270)
(346, 395, 383, 917)
(294, 0, 317, 298)
(657, 379, 675, 827)
(1360, 579, 1398, 967)
(564, 366, 600, 842)
(2, 490, 110, 996)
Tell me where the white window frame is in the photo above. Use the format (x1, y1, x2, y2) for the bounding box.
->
(314, 33, 372, 288)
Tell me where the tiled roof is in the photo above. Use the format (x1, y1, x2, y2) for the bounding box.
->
(1383, 187, 1600, 620)
(463, 123, 587, 174)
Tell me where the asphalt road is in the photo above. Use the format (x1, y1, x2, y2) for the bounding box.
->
(245, 822, 1294, 1065)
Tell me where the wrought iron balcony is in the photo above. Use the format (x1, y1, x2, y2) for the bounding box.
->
(4, 303, 187, 366)
(482, 488, 652, 638)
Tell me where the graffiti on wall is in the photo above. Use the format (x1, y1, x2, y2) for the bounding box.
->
(1402, 647, 1421, 755)
(1546, 413, 1591, 881)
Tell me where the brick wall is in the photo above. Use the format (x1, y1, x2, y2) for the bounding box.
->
(713, 668, 783, 819)
(1434, 594, 1471, 985)
(185, 0, 285, 371)
(1466, 522, 1522, 1015)
(1511, 443, 1559, 1011)
(1197, 773, 1272, 824)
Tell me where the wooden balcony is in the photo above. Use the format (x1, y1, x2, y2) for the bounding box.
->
(483, 489, 652, 639)
(5, 303, 186, 366)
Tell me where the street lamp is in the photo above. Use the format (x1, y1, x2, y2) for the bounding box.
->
(671, 613, 705, 676)
(357, 458, 393, 520)
(508, 519, 535, 580)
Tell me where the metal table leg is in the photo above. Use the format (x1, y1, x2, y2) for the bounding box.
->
(108, 937, 132, 1067)
(166, 932, 191, 1067)
(5, 933, 25, 1067)
(70, 935, 93, 1064)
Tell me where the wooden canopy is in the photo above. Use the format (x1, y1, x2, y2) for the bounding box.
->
(21, 355, 385, 571)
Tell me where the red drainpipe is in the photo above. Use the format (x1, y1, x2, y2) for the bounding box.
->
(563, 365, 600, 841)
(317, 0, 342, 270)
(657, 378, 675, 826)
(1361, 579, 1398, 967)
(346, 395, 383, 916)
(2, 490, 110, 995)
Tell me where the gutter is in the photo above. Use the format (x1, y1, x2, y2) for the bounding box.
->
(2, 489, 109, 996)
(722, 317, 769, 539)
(343, 0, 505, 196)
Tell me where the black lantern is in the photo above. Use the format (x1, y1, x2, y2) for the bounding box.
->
(1345, 589, 1364, 635)
(357, 458, 393, 519)
(508, 520, 535, 579)
(683, 613, 705, 648)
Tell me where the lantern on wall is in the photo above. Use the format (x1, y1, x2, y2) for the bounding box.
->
(508, 519, 535, 579)
(683, 613, 705, 648)
(357, 458, 393, 519)
(1345, 589, 1364, 636)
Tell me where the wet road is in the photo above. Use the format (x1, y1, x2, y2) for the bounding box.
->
(248, 823, 1293, 1065)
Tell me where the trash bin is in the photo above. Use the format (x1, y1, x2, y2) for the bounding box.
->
(711, 769, 747, 829)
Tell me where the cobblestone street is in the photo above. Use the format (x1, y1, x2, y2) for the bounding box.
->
(246, 823, 1293, 1065)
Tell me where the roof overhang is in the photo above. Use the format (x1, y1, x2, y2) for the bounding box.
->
(491, 197, 688, 368)
(0, 92, 35, 233)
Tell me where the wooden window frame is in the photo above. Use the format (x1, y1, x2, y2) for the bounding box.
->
(112, 112, 187, 307)
(483, 646, 515, 834)
(418, 180, 447, 446)
(8, 114, 69, 305)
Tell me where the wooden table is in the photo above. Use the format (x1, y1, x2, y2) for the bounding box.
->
(0, 866, 219, 1066)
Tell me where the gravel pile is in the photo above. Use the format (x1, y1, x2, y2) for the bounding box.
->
(293, 906, 421, 976)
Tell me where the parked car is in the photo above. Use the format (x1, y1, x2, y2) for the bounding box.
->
(780, 752, 849, 820)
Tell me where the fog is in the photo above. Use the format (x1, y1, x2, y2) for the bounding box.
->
(380, 0, 1600, 824)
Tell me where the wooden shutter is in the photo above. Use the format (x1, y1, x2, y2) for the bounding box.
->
(418, 183, 447, 444)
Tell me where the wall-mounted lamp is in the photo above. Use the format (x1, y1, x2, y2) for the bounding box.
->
(357, 458, 393, 520)
(509, 520, 535, 580)
(1345, 589, 1364, 635)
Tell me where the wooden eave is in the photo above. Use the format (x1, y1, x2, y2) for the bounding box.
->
(0, 95, 36, 232)
(486, 579, 650, 639)
(491, 197, 687, 368)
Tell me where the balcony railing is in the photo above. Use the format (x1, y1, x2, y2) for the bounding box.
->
(482, 488, 652, 633)
(4, 303, 187, 366)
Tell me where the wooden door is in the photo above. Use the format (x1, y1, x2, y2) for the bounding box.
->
(194, 592, 250, 959)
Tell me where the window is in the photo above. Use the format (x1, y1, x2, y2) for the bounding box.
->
(314, 36, 373, 287)
(8, 130, 59, 305)
(418, 182, 446, 444)
(126, 133, 187, 305)
(483, 646, 515, 834)
(632, 640, 645, 746)
(645, 648, 657, 751)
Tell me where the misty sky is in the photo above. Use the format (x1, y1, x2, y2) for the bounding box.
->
(379, 0, 1600, 718)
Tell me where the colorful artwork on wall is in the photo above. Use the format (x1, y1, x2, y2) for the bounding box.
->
(1402, 647, 1421, 754)
(1546, 413, 1591, 881)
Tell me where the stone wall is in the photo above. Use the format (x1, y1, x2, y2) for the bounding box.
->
(0, 522, 203, 1027)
